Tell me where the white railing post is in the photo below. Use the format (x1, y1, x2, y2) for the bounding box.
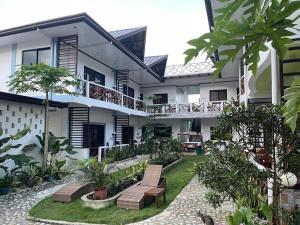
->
(86, 81, 90, 98)
(98, 146, 102, 162)
(190, 103, 193, 112)
(121, 94, 124, 107)
(176, 103, 179, 113)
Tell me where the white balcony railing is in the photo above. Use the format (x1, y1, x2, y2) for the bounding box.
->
(147, 101, 230, 115)
(80, 79, 147, 112)
(165, 62, 214, 76)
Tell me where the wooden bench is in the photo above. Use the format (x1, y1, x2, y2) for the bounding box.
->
(53, 182, 92, 202)
(144, 187, 166, 208)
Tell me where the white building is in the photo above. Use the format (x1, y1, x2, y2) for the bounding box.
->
(0, 13, 238, 163)
(205, 0, 300, 107)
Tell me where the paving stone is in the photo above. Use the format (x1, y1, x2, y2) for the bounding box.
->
(0, 175, 233, 225)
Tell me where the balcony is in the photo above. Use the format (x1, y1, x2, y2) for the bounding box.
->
(147, 101, 230, 119)
(165, 62, 214, 76)
(80, 79, 147, 112)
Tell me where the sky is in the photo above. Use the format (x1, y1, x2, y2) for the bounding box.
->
(0, 0, 209, 65)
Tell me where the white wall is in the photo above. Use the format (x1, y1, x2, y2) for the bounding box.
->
(200, 81, 238, 102)
(77, 52, 115, 89)
(129, 116, 142, 142)
(0, 46, 12, 92)
(141, 86, 177, 104)
(0, 99, 70, 176)
(48, 108, 68, 138)
(0, 100, 45, 175)
(0, 38, 52, 95)
(89, 108, 115, 146)
(201, 118, 218, 141)
(128, 79, 141, 99)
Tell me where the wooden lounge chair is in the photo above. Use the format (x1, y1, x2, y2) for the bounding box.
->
(53, 182, 92, 202)
(117, 165, 165, 210)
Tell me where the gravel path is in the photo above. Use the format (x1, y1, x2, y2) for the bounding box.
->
(130, 176, 233, 225)
(0, 177, 75, 225)
(0, 176, 233, 225)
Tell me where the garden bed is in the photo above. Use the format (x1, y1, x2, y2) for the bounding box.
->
(29, 155, 202, 225)
(80, 157, 181, 209)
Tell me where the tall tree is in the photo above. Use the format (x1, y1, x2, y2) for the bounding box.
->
(8, 63, 80, 173)
(184, 0, 300, 130)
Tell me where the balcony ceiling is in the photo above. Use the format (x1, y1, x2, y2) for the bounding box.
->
(0, 13, 163, 85)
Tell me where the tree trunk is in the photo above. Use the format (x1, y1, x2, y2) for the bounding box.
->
(42, 93, 50, 174)
(272, 147, 281, 225)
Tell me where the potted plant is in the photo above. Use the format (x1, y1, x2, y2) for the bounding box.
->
(79, 158, 111, 200)
(16, 163, 42, 187)
(0, 174, 14, 195)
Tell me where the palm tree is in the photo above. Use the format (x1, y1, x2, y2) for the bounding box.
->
(8, 63, 80, 173)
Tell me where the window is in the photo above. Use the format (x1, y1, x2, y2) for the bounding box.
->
(153, 93, 168, 104)
(22, 48, 50, 65)
(209, 90, 227, 101)
(210, 127, 217, 140)
(123, 84, 135, 98)
(154, 126, 172, 137)
(84, 66, 105, 85)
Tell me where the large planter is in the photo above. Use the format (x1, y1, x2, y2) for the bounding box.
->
(0, 187, 10, 195)
(94, 186, 108, 200)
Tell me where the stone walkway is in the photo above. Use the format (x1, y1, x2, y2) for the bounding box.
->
(130, 176, 233, 225)
(0, 176, 233, 225)
(0, 177, 75, 225)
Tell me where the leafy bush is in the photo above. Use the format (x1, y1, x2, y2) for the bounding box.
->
(282, 207, 300, 225)
(35, 132, 76, 179)
(16, 162, 42, 187)
(228, 204, 272, 225)
(108, 161, 147, 197)
(0, 127, 33, 173)
(106, 145, 135, 162)
(79, 158, 111, 188)
(0, 174, 15, 188)
(196, 142, 268, 209)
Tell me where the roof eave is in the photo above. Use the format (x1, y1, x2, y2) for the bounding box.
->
(0, 13, 164, 83)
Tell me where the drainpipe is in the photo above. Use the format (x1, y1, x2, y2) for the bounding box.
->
(271, 47, 280, 105)
(269, 47, 281, 206)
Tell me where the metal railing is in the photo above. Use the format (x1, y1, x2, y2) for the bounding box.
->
(165, 62, 214, 76)
(147, 101, 230, 114)
(98, 143, 142, 162)
(80, 78, 147, 112)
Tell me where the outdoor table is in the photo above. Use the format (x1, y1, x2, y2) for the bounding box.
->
(144, 187, 166, 208)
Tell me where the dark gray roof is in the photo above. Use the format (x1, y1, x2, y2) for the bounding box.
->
(0, 92, 67, 108)
(109, 27, 146, 40)
(144, 55, 168, 66)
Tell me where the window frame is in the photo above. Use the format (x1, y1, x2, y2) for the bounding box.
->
(22, 47, 51, 65)
(84, 66, 105, 86)
(209, 89, 227, 101)
(153, 93, 168, 104)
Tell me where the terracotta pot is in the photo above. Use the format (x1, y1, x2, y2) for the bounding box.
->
(94, 186, 108, 200)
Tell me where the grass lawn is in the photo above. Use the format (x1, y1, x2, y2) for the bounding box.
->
(29, 155, 202, 225)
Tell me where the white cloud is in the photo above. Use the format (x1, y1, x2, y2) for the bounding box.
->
(0, 0, 209, 64)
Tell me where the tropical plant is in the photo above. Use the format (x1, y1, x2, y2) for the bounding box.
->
(196, 142, 268, 209)
(8, 63, 80, 173)
(0, 174, 15, 188)
(184, 0, 300, 132)
(35, 132, 76, 179)
(16, 162, 42, 187)
(210, 103, 299, 224)
(0, 127, 32, 173)
(79, 158, 111, 188)
(185, 0, 300, 77)
(283, 77, 300, 132)
(228, 204, 272, 225)
(282, 206, 300, 225)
